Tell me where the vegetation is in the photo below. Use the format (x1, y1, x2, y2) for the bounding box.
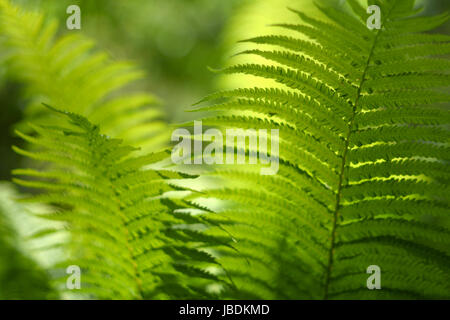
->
(0, 0, 448, 299)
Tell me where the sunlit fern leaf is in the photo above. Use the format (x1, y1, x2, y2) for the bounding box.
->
(0, 0, 167, 153)
(191, 0, 450, 299)
(13, 105, 224, 299)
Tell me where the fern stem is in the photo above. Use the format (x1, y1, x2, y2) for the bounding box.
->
(323, 2, 397, 299)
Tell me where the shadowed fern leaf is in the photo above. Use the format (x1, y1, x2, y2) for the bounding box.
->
(190, 0, 450, 299)
(13, 105, 224, 299)
(0, 183, 57, 299)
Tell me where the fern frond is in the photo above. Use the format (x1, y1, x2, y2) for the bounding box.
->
(192, 0, 450, 299)
(13, 106, 223, 299)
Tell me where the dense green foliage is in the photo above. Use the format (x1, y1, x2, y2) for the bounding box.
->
(191, 0, 450, 299)
(0, 0, 449, 300)
(13, 105, 223, 299)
